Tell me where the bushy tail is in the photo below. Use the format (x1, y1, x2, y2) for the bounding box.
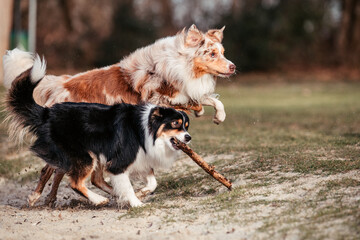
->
(5, 53, 47, 143)
(2, 48, 45, 89)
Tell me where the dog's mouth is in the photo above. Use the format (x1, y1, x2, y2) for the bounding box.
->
(216, 71, 234, 77)
(170, 138, 180, 150)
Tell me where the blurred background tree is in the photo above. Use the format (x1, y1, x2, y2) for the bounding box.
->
(337, 0, 360, 68)
(0, 0, 14, 82)
(2, 0, 360, 75)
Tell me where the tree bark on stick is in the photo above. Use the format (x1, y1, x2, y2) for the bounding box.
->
(173, 138, 232, 190)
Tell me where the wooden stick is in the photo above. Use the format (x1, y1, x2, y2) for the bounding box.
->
(173, 138, 232, 190)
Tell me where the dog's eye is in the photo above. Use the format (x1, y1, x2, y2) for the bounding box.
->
(171, 121, 181, 128)
(210, 52, 216, 58)
(185, 122, 189, 128)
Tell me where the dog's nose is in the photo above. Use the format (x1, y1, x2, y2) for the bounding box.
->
(229, 64, 236, 73)
(184, 134, 192, 142)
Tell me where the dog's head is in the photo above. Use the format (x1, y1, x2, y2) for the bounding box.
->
(148, 107, 191, 151)
(184, 24, 236, 78)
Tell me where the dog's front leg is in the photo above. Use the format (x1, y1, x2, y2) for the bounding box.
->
(111, 172, 143, 207)
(188, 103, 204, 117)
(201, 94, 226, 124)
(172, 102, 205, 118)
(136, 169, 157, 199)
(194, 106, 205, 117)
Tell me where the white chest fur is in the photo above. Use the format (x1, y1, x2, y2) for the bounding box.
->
(186, 74, 216, 101)
(170, 75, 216, 105)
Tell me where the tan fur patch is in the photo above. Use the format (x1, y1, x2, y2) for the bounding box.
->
(156, 80, 179, 98)
(193, 57, 210, 78)
(134, 75, 149, 94)
(173, 102, 203, 113)
(206, 28, 224, 43)
(161, 129, 183, 138)
(193, 49, 230, 78)
(63, 66, 141, 105)
(156, 124, 166, 138)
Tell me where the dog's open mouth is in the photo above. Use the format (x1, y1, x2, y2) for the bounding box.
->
(170, 138, 180, 150)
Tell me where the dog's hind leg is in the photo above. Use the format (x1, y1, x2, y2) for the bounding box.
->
(91, 166, 113, 195)
(88, 152, 113, 195)
(44, 168, 65, 207)
(69, 160, 109, 206)
(70, 177, 109, 206)
(28, 164, 54, 206)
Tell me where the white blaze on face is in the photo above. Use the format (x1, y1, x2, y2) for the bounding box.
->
(215, 42, 234, 70)
(176, 131, 190, 143)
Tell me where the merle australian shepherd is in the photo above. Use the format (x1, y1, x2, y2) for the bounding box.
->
(6, 57, 191, 207)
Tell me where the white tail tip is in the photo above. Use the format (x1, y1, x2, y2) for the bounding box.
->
(2, 48, 46, 88)
(31, 54, 46, 83)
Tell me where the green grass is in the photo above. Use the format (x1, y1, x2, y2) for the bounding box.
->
(189, 82, 360, 174)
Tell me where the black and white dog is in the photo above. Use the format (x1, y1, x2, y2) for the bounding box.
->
(6, 56, 191, 207)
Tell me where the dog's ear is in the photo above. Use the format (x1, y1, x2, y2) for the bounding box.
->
(179, 110, 190, 121)
(206, 26, 225, 43)
(151, 107, 163, 119)
(179, 27, 186, 35)
(185, 24, 204, 47)
(179, 111, 190, 129)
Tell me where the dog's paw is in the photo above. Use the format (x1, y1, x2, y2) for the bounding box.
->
(141, 186, 156, 194)
(213, 110, 226, 124)
(28, 192, 41, 207)
(98, 198, 110, 206)
(44, 196, 57, 208)
(94, 196, 109, 206)
(88, 193, 109, 206)
(129, 198, 144, 208)
(194, 107, 205, 117)
(135, 189, 152, 200)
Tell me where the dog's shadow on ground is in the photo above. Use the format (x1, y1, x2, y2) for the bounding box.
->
(17, 198, 131, 211)
(0, 183, 135, 211)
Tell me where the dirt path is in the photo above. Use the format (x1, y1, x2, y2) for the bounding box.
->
(1, 154, 359, 240)
(0, 184, 243, 239)
(0, 155, 241, 240)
